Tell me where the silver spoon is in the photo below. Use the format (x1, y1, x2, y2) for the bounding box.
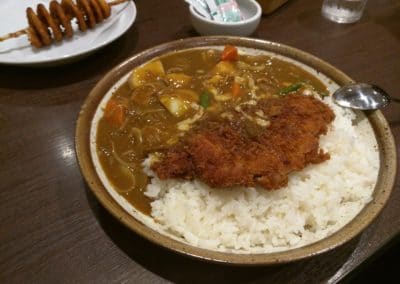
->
(332, 83, 399, 110)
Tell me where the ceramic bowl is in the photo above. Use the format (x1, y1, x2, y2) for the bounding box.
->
(75, 36, 396, 265)
(189, 0, 262, 36)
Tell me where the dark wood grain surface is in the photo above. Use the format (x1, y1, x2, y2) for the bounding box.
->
(0, 0, 399, 283)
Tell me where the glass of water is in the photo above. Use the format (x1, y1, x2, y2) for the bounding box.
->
(321, 0, 368, 24)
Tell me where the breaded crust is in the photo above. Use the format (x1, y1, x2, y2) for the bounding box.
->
(50, 0, 73, 38)
(26, 27, 43, 48)
(77, 0, 96, 29)
(61, 0, 87, 32)
(97, 0, 111, 18)
(27, 7, 52, 46)
(88, 0, 104, 23)
(37, 3, 63, 42)
(152, 94, 335, 190)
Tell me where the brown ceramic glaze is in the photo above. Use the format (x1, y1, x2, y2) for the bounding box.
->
(75, 36, 397, 265)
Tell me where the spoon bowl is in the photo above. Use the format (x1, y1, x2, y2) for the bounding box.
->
(332, 83, 397, 110)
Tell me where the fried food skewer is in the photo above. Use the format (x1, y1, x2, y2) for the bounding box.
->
(0, 0, 129, 48)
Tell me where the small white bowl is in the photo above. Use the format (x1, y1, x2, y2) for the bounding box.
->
(189, 0, 262, 36)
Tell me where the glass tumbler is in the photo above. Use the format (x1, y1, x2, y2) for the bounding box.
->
(322, 0, 368, 24)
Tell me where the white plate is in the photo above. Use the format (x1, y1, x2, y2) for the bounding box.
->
(0, 0, 136, 66)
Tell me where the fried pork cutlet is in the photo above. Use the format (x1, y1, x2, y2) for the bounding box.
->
(151, 94, 335, 190)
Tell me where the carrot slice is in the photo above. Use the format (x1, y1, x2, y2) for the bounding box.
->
(231, 82, 242, 97)
(221, 45, 239, 61)
(104, 99, 126, 127)
(104, 99, 117, 115)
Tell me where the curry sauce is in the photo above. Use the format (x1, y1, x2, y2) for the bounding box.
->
(96, 47, 328, 215)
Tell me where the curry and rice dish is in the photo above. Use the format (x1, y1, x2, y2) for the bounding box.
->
(95, 46, 379, 252)
(97, 45, 332, 208)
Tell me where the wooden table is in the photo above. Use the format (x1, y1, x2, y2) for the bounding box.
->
(1, 0, 399, 282)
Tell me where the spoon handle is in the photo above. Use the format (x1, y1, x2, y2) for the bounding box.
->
(391, 97, 400, 103)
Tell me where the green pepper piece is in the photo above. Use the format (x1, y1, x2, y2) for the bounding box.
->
(320, 90, 330, 97)
(279, 83, 303, 95)
(200, 92, 211, 108)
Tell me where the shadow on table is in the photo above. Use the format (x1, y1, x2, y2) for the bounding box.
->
(85, 186, 359, 284)
(0, 25, 139, 92)
(341, 233, 400, 284)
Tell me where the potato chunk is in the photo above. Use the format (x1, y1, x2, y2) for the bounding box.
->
(159, 89, 199, 117)
(166, 73, 192, 87)
(212, 61, 236, 75)
(129, 60, 165, 89)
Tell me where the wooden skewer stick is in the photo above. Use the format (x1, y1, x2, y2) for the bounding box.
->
(0, 29, 28, 42)
(0, 0, 129, 42)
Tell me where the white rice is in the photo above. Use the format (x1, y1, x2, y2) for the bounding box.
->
(143, 96, 379, 253)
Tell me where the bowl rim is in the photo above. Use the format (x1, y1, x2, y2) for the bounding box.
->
(189, 0, 262, 26)
(75, 36, 397, 265)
